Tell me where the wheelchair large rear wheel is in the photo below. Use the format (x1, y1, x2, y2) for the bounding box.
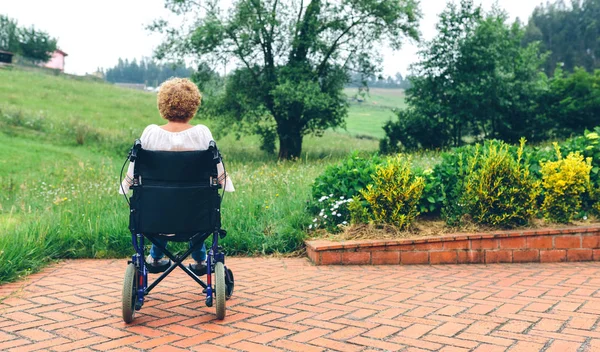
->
(215, 262, 226, 320)
(122, 263, 137, 324)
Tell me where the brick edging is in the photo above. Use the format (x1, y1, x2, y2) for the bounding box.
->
(305, 225, 600, 265)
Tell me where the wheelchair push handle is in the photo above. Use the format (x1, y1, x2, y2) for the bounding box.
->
(129, 139, 142, 162)
(208, 140, 221, 164)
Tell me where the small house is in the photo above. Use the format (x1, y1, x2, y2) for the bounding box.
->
(43, 49, 68, 71)
(0, 50, 14, 64)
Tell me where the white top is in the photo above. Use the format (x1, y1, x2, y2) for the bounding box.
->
(119, 124, 235, 194)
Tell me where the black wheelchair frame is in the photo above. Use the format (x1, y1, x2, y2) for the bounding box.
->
(121, 140, 234, 323)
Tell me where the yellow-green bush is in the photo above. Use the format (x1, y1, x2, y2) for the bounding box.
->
(349, 155, 425, 229)
(460, 139, 540, 228)
(541, 144, 592, 223)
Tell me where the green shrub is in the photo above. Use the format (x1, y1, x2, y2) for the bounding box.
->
(379, 108, 448, 153)
(310, 152, 384, 230)
(590, 187, 600, 216)
(459, 139, 540, 228)
(561, 127, 600, 188)
(434, 143, 479, 226)
(350, 155, 425, 230)
(541, 145, 592, 223)
(413, 167, 443, 216)
(311, 151, 384, 200)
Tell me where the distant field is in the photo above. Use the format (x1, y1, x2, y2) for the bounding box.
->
(342, 87, 405, 139)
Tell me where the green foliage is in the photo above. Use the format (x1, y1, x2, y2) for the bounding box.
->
(350, 155, 425, 229)
(310, 152, 384, 231)
(348, 195, 370, 224)
(544, 68, 600, 138)
(379, 108, 444, 152)
(399, 1, 548, 150)
(541, 145, 593, 223)
(104, 57, 194, 86)
(524, 0, 600, 74)
(434, 144, 478, 225)
(460, 139, 540, 227)
(413, 168, 442, 215)
(151, 0, 421, 158)
(0, 15, 20, 53)
(311, 152, 384, 201)
(0, 15, 57, 62)
(561, 127, 600, 188)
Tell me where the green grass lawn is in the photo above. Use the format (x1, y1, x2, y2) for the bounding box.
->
(341, 87, 405, 139)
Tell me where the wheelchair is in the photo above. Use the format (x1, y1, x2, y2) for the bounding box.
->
(120, 139, 234, 323)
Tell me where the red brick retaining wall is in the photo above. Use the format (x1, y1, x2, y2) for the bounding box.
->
(305, 226, 600, 265)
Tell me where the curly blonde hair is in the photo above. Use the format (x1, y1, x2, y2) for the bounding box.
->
(157, 78, 202, 122)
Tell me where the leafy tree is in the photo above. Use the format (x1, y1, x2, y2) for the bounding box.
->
(0, 15, 20, 53)
(18, 26, 57, 63)
(456, 13, 548, 143)
(523, 0, 600, 74)
(404, 0, 483, 148)
(150, 0, 421, 159)
(383, 1, 548, 152)
(545, 67, 600, 137)
(104, 57, 194, 86)
(0, 15, 57, 62)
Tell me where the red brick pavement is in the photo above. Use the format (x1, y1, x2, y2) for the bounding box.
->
(2, 258, 600, 351)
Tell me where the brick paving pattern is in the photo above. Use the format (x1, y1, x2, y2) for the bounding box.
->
(2, 258, 600, 351)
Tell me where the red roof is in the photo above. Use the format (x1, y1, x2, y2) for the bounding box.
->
(54, 49, 68, 57)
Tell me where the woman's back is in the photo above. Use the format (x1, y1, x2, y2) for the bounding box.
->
(141, 124, 213, 152)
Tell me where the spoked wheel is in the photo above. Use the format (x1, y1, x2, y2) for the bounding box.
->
(225, 268, 234, 300)
(214, 262, 226, 320)
(122, 263, 137, 324)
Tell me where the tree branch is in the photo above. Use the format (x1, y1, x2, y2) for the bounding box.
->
(227, 28, 261, 86)
(316, 16, 368, 76)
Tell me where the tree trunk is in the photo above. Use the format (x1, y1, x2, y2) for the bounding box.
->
(277, 125, 303, 160)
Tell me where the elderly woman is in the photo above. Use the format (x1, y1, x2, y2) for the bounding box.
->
(120, 77, 234, 275)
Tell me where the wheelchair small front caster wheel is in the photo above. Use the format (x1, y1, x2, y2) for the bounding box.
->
(205, 296, 213, 307)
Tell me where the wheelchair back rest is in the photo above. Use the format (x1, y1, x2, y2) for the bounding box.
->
(129, 148, 221, 236)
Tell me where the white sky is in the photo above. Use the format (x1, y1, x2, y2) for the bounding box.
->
(2, 0, 543, 77)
